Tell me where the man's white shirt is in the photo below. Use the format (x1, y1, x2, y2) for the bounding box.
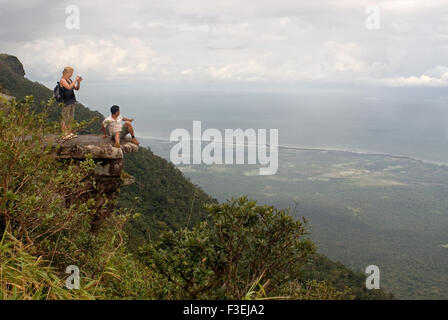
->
(102, 115, 123, 134)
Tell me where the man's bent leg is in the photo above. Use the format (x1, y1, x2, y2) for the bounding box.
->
(119, 124, 130, 139)
(124, 121, 134, 137)
(122, 121, 139, 145)
(113, 131, 121, 147)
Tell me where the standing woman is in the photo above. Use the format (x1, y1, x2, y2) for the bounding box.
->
(60, 66, 82, 138)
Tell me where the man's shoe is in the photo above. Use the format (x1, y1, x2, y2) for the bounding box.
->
(114, 142, 121, 148)
(131, 138, 140, 145)
(61, 133, 77, 140)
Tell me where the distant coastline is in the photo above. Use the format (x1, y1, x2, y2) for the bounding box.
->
(278, 144, 448, 168)
(140, 136, 448, 168)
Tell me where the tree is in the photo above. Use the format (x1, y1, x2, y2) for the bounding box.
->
(140, 197, 317, 299)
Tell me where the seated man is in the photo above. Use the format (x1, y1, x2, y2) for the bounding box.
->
(102, 105, 140, 147)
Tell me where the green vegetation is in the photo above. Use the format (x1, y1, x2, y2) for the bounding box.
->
(119, 146, 215, 250)
(0, 230, 94, 300)
(139, 197, 315, 299)
(138, 197, 392, 299)
(0, 54, 393, 300)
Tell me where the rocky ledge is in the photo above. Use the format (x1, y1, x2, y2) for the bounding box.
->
(46, 134, 138, 178)
(46, 134, 139, 229)
(54, 134, 139, 159)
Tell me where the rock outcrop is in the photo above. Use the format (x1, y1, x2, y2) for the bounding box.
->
(53, 134, 138, 176)
(48, 134, 139, 229)
(0, 54, 25, 77)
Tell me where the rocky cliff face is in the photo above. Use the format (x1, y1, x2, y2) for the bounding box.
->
(0, 54, 25, 77)
(49, 134, 139, 229)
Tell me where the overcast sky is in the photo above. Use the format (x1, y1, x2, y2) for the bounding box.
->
(1, 0, 448, 91)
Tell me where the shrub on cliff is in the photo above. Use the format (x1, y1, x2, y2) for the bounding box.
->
(138, 197, 354, 299)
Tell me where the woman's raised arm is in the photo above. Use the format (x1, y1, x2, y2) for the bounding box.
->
(60, 77, 78, 90)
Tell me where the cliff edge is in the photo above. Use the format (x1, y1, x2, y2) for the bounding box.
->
(49, 134, 139, 228)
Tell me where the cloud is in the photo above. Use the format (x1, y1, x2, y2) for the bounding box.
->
(382, 66, 448, 87)
(207, 60, 267, 81)
(382, 75, 447, 87)
(12, 37, 171, 81)
(321, 41, 365, 73)
(1, 0, 448, 89)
